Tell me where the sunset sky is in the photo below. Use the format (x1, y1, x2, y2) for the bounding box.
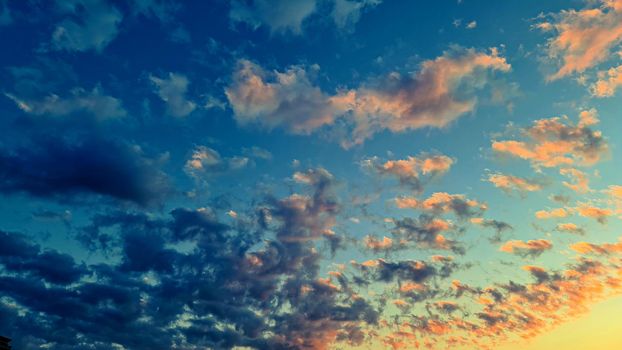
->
(1, 0, 622, 349)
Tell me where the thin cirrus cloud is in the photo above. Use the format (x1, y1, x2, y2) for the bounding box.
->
(538, 0, 622, 80)
(226, 47, 512, 147)
(4, 86, 127, 120)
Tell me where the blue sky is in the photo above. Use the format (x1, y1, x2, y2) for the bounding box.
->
(1, 0, 622, 349)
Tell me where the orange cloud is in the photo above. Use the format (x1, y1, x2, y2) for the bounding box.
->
(556, 222, 585, 234)
(492, 110, 608, 168)
(560, 167, 590, 193)
(591, 64, 622, 97)
(487, 173, 543, 194)
(576, 203, 613, 223)
(500, 239, 553, 257)
(364, 235, 395, 251)
(535, 208, 569, 219)
(539, 0, 622, 80)
(570, 237, 622, 254)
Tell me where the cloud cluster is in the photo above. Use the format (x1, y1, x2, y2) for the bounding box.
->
(0, 168, 381, 349)
(226, 48, 511, 146)
(538, 0, 622, 80)
(492, 110, 608, 168)
(150, 73, 197, 117)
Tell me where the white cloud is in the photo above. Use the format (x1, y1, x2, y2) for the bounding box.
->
(51, 0, 123, 52)
(150, 73, 197, 117)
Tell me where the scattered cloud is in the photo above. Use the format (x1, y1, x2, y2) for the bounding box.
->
(150, 73, 197, 117)
(492, 109, 608, 168)
(51, 0, 123, 52)
(227, 48, 511, 146)
(538, 0, 622, 80)
(487, 172, 544, 194)
(500, 239, 553, 257)
(5, 87, 126, 120)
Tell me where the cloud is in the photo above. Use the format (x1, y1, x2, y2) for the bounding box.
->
(576, 203, 612, 223)
(535, 207, 568, 219)
(365, 154, 453, 191)
(560, 167, 590, 193)
(556, 222, 585, 235)
(538, 0, 622, 80)
(470, 218, 513, 243)
(5, 87, 126, 120)
(398, 192, 486, 219)
(149, 73, 197, 117)
(0, 136, 170, 206)
(229, 0, 380, 34)
(391, 215, 464, 254)
(499, 239, 553, 257)
(227, 48, 511, 146)
(184, 146, 249, 178)
(338, 47, 511, 145)
(591, 64, 622, 96)
(492, 109, 608, 168)
(51, 0, 123, 52)
(570, 237, 622, 254)
(225, 59, 340, 134)
(487, 172, 543, 194)
(0, 230, 87, 285)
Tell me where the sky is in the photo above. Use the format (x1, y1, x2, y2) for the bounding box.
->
(1, 0, 622, 349)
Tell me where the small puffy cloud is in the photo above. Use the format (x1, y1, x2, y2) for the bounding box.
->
(51, 0, 123, 52)
(184, 146, 249, 178)
(417, 192, 486, 219)
(576, 203, 613, 223)
(607, 185, 622, 199)
(500, 239, 553, 257)
(364, 154, 453, 191)
(150, 73, 197, 117)
(5, 87, 126, 120)
(492, 110, 608, 168)
(560, 167, 590, 193)
(570, 237, 622, 254)
(229, 0, 317, 34)
(535, 208, 568, 219)
(591, 64, 622, 97)
(0, 136, 170, 205)
(487, 172, 543, 194)
(363, 235, 395, 252)
(227, 48, 511, 146)
(466, 21, 477, 29)
(538, 0, 622, 80)
(556, 223, 585, 235)
(229, 0, 379, 34)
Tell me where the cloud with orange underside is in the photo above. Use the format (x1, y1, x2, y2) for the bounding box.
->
(538, 0, 622, 80)
(492, 110, 608, 169)
(487, 172, 543, 194)
(499, 239, 553, 257)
